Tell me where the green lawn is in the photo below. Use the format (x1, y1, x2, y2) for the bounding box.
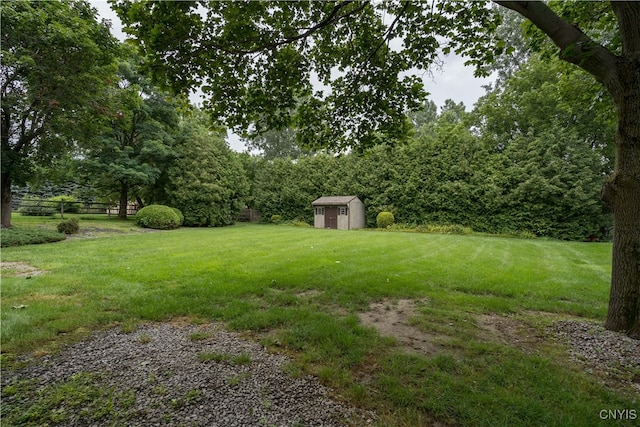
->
(1, 220, 637, 426)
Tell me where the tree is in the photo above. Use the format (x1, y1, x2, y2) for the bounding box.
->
(166, 115, 249, 227)
(115, 1, 640, 337)
(483, 5, 531, 88)
(80, 57, 179, 219)
(407, 100, 438, 132)
(1, 0, 118, 227)
(474, 55, 614, 239)
(493, 2, 639, 336)
(243, 127, 312, 160)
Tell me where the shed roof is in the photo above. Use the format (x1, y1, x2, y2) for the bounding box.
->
(312, 196, 360, 206)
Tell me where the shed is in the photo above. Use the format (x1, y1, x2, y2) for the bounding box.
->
(312, 196, 365, 230)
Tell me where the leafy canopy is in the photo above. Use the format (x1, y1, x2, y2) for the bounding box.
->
(1, 0, 119, 184)
(114, 0, 504, 152)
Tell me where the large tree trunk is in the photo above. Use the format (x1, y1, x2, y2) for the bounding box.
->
(495, 1, 640, 339)
(1, 172, 12, 228)
(602, 63, 640, 338)
(119, 181, 129, 220)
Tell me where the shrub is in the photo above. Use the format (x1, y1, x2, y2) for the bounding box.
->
(0, 227, 66, 247)
(387, 223, 416, 231)
(376, 211, 395, 228)
(17, 195, 55, 217)
(416, 224, 473, 235)
(516, 230, 537, 239)
(135, 205, 181, 230)
(170, 207, 185, 225)
(57, 218, 80, 234)
(166, 121, 249, 227)
(270, 215, 283, 224)
(47, 195, 79, 214)
(286, 219, 312, 227)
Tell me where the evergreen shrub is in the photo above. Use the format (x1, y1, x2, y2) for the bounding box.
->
(270, 215, 283, 223)
(57, 218, 80, 234)
(376, 211, 395, 228)
(170, 207, 185, 225)
(135, 205, 181, 230)
(1, 227, 66, 247)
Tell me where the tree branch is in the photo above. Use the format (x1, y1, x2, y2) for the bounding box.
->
(203, 1, 370, 55)
(494, 1, 620, 98)
(366, 1, 411, 65)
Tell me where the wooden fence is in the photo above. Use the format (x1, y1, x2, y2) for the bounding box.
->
(237, 208, 262, 222)
(13, 198, 263, 222)
(12, 198, 139, 218)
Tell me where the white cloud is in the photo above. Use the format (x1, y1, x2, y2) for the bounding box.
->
(423, 55, 493, 111)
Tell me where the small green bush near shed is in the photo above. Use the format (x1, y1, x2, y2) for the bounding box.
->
(135, 205, 181, 230)
(376, 211, 395, 228)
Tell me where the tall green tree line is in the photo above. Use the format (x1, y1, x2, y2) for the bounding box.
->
(249, 58, 612, 241)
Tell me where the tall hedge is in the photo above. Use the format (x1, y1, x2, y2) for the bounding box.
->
(166, 119, 249, 227)
(246, 110, 611, 239)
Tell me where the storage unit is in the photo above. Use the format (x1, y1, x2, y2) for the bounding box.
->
(312, 196, 365, 230)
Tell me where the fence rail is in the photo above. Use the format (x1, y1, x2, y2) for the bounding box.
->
(13, 198, 263, 222)
(12, 199, 139, 217)
(237, 208, 262, 222)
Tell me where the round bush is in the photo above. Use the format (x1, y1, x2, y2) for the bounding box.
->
(376, 211, 395, 228)
(135, 205, 181, 230)
(57, 218, 80, 234)
(170, 207, 185, 225)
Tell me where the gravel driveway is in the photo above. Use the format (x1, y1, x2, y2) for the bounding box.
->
(1, 322, 375, 426)
(2, 317, 638, 426)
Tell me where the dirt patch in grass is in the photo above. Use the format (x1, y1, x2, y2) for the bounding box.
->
(358, 299, 544, 356)
(359, 299, 639, 396)
(1, 262, 47, 278)
(359, 300, 555, 356)
(475, 312, 548, 353)
(64, 226, 161, 240)
(358, 299, 445, 355)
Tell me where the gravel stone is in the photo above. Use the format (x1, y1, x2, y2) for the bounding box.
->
(548, 320, 640, 393)
(2, 323, 376, 426)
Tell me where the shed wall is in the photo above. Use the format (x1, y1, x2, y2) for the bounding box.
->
(347, 199, 365, 229)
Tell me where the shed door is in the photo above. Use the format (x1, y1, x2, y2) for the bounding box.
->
(324, 207, 338, 229)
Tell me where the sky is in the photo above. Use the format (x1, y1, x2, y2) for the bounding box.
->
(93, 1, 494, 152)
